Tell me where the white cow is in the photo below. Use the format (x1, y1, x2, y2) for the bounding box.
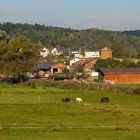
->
(76, 98, 83, 103)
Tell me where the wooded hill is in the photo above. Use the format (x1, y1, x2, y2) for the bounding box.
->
(123, 30, 140, 36)
(0, 22, 140, 58)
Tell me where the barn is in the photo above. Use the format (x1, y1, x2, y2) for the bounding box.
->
(99, 68, 140, 84)
(33, 62, 67, 78)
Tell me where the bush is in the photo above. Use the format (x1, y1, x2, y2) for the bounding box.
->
(133, 88, 140, 95)
(26, 80, 38, 88)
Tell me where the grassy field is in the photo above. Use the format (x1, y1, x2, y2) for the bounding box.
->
(0, 86, 140, 140)
(116, 83, 140, 88)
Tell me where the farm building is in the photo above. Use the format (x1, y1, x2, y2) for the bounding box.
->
(99, 68, 140, 84)
(33, 62, 67, 78)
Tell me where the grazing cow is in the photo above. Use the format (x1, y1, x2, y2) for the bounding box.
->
(76, 98, 83, 103)
(100, 97, 110, 103)
(62, 98, 71, 103)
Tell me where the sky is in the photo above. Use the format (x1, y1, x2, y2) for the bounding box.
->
(0, 0, 140, 31)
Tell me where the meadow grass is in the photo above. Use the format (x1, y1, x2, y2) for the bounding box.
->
(0, 86, 140, 139)
(116, 83, 140, 88)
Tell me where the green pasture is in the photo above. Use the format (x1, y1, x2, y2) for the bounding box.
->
(116, 83, 140, 88)
(0, 87, 140, 140)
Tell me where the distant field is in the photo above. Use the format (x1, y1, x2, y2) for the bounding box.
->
(0, 87, 140, 140)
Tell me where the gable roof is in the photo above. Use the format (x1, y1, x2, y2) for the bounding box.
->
(35, 62, 56, 70)
(99, 68, 140, 74)
(52, 63, 66, 69)
(71, 58, 97, 68)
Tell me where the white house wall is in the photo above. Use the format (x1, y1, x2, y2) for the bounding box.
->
(85, 52, 100, 58)
(70, 58, 80, 66)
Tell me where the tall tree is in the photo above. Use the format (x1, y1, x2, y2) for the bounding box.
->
(0, 32, 40, 82)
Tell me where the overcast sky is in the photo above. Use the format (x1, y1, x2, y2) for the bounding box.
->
(0, 0, 140, 30)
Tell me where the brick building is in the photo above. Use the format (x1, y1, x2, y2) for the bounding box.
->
(100, 47, 112, 60)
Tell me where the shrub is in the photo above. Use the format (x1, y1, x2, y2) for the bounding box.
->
(24, 79, 139, 95)
(133, 88, 140, 95)
(26, 80, 38, 88)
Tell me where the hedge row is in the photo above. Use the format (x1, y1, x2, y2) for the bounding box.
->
(26, 79, 140, 95)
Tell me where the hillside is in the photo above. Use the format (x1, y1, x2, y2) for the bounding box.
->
(123, 30, 140, 36)
(0, 22, 140, 58)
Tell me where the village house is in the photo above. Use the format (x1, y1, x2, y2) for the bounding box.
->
(83, 58, 98, 73)
(70, 49, 80, 58)
(69, 47, 112, 60)
(98, 68, 140, 84)
(40, 47, 50, 58)
(85, 51, 100, 58)
(51, 48, 62, 56)
(70, 58, 98, 74)
(69, 58, 80, 66)
(40, 47, 63, 58)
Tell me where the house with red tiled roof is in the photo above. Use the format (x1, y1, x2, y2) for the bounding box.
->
(71, 58, 98, 73)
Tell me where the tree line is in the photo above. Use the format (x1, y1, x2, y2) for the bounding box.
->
(0, 22, 140, 58)
(0, 27, 140, 83)
(95, 59, 140, 70)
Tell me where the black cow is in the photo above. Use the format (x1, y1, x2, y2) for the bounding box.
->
(100, 97, 110, 103)
(62, 98, 71, 103)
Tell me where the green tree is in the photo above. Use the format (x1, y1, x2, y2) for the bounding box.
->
(0, 30, 7, 40)
(0, 33, 39, 82)
(95, 59, 139, 70)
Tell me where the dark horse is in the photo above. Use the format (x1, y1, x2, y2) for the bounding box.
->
(62, 98, 71, 103)
(100, 97, 110, 103)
